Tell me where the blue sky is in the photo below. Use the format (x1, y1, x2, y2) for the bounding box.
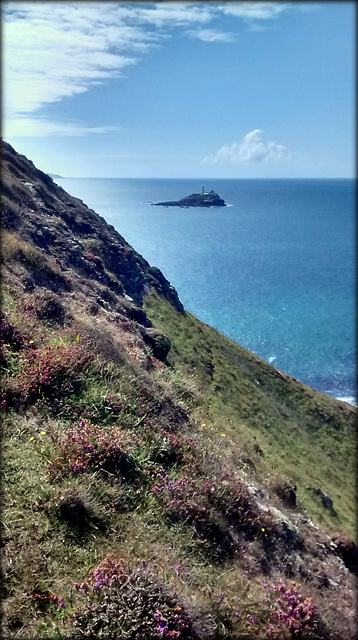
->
(3, 1, 355, 178)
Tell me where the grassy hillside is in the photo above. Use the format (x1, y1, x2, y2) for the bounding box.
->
(144, 291, 356, 537)
(1, 141, 356, 639)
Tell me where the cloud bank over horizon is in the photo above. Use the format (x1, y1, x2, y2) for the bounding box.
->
(202, 130, 291, 165)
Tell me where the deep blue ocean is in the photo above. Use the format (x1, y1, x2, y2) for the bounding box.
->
(57, 178, 356, 405)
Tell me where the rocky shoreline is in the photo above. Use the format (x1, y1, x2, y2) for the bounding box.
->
(152, 189, 226, 208)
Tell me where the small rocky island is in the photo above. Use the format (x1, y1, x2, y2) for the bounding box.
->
(152, 187, 226, 208)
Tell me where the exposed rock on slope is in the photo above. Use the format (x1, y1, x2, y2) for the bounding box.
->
(1, 140, 183, 311)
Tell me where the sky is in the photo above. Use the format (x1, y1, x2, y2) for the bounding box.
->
(2, 1, 355, 178)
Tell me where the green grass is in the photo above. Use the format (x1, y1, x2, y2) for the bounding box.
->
(1, 284, 356, 639)
(1, 410, 260, 638)
(144, 290, 356, 538)
(2, 230, 69, 290)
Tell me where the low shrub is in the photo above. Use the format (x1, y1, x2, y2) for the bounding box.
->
(1, 343, 93, 409)
(29, 588, 66, 613)
(0, 312, 27, 351)
(152, 472, 235, 560)
(49, 420, 141, 481)
(26, 290, 68, 326)
(267, 581, 318, 638)
(66, 554, 200, 639)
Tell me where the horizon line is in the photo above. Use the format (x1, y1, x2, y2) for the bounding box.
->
(53, 176, 354, 180)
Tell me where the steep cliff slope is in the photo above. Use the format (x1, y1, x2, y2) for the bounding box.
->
(1, 141, 356, 639)
(1, 141, 183, 311)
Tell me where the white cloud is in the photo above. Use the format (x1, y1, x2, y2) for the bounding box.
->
(3, 3, 160, 136)
(134, 2, 215, 28)
(202, 129, 291, 164)
(4, 117, 121, 138)
(186, 28, 235, 42)
(3, 2, 298, 138)
(221, 2, 291, 21)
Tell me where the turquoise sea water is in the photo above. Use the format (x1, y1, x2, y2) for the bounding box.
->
(57, 178, 356, 405)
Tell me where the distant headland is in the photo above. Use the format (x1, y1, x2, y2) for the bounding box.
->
(152, 186, 226, 208)
(47, 173, 64, 179)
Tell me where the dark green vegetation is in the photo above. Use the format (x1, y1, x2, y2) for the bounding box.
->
(1, 141, 356, 639)
(152, 190, 226, 207)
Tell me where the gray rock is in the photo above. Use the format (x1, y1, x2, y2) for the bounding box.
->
(141, 328, 171, 361)
(306, 486, 334, 511)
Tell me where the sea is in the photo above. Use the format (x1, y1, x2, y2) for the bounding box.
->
(56, 177, 356, 406)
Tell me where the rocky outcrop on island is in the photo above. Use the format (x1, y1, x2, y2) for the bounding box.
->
(152, 189, 226, 208)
